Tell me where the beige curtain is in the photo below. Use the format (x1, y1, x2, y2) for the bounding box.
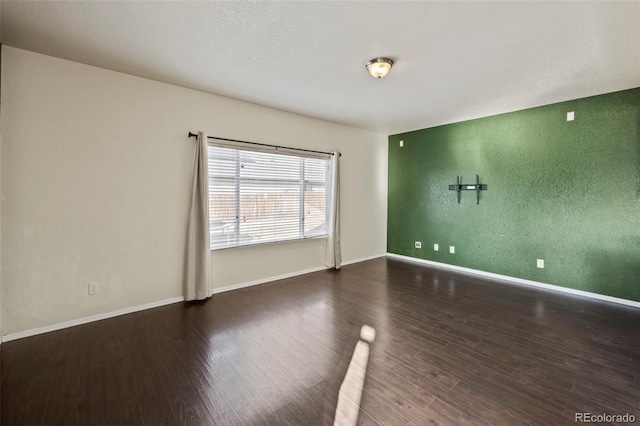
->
(185, 131, 212, 300)
(325, 152, 342, 269)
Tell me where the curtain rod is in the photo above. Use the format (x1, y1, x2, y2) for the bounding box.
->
(188, 132, 340, 157)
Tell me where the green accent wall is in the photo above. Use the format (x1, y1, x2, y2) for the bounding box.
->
(388, 88, 640, 302)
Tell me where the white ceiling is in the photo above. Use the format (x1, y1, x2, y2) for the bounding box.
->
(1, 1, 639, 135)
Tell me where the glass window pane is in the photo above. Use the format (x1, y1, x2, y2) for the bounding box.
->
(207, 145, 329, 250)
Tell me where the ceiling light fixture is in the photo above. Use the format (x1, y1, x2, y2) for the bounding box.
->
(366, 57, 394, 79)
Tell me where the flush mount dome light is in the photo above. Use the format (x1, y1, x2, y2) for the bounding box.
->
(366, 57, 394, 79)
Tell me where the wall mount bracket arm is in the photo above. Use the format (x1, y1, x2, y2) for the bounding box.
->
(448, 175, 488, 204)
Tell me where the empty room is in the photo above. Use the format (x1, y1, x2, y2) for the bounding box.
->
(1, 1, 639, 425)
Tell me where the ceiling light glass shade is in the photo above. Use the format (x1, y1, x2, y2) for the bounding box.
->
(366, 57, 394, 78)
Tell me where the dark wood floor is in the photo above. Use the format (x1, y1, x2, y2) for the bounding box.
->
(2, 257, 640, 425)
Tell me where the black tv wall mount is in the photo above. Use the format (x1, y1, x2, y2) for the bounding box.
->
(449, 175, 488, 204)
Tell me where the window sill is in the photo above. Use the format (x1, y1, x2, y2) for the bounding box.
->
(210, 234, 328, 252)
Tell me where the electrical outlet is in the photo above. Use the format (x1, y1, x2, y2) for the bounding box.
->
(567, 111, 574, 121)
(449, 246, 455, 254)
(537, 259, 545, 269)
(415, 241, 421, 249)
(434, 243, 439, 251)
(399, 140, 404, 147)
(88, 282, 99, 295)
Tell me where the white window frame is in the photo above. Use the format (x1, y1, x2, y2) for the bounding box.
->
(207, 142, 331, 250)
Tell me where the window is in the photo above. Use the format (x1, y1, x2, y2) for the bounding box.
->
(207, 145, 329, 250)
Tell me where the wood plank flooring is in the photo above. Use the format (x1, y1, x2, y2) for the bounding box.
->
(2, 257, 639, 425)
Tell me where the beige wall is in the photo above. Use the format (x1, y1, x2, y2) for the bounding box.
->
(0, 43, 3, 340)
(0, 47, 388, 337)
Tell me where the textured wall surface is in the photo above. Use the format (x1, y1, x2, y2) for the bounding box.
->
(388, 88, 640, 301)
(1, 47, 387, 336)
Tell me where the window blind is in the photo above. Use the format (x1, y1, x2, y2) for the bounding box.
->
(208, 145, 329, 250)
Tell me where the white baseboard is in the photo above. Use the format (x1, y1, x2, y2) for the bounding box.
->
(2, 296, 185, 343)
(211, 253, 386, 295)
(212, 265, 329, 295)
(387, 253, 640, 309)
(342, 253, 387, 266)
(1, 253, 388, 343)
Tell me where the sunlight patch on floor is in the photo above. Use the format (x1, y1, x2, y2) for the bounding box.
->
(333, 325, 376, 426)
